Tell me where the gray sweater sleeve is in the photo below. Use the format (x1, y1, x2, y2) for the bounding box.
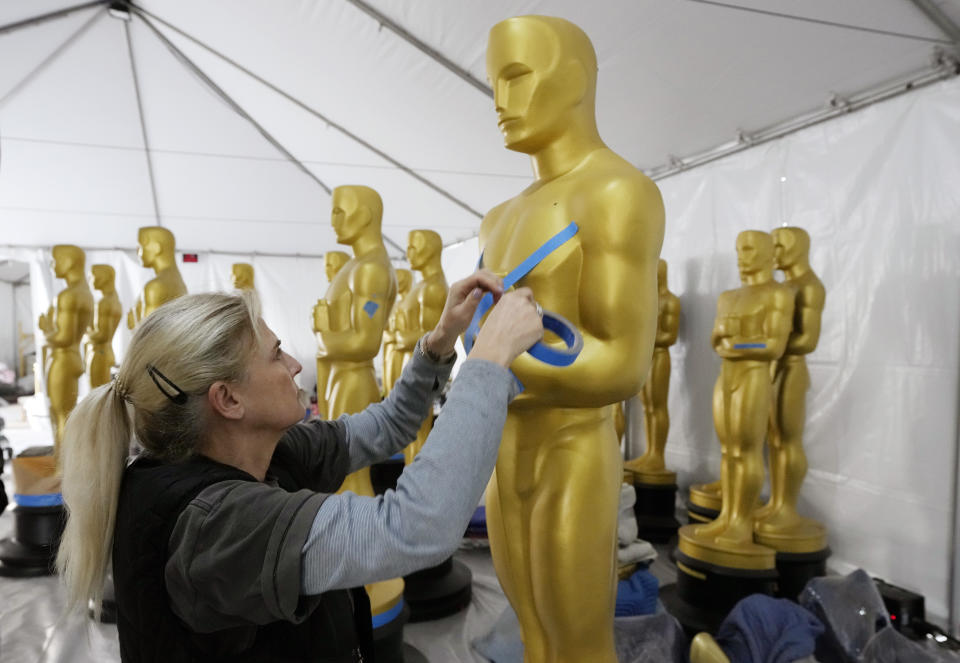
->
(301, 358, 518, 594)
(339, 336, 454, 472)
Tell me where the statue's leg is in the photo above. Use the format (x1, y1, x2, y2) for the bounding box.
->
(649, 351, 671, 463)
(330, 366, 380, 496)
(761, 360, 810, 527)
(486, 420, 547, 662)
(695, 372, 731, 537)
(48, 353, 81, 451)
(717, 366, 769, 544)
(529, 417, 620, 663)
(89, 350, 109, 388)
(315, 358, 331, 419)
(756, 363, 785, 520)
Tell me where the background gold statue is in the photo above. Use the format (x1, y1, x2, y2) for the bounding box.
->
(678, 231, 793, 569)
(481, 16, 664, 663)
(313, 186, 396, 496)
(314, 250, 350, 418)
(231, 262, 255, 291)
(38, 245, 94, 452)
(625, 259, 681, 476)
(85, 264, 122, 388)
(382, 268, 413, 396)
(127, 226, 187, 329)
(391, 230, 448, 463)
(754, 227, 827, 551)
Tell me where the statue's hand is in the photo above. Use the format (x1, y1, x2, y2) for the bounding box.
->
(313, 301, 330, 332)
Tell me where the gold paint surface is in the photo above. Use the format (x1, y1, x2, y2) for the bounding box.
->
(481, 16, 665, 663)
(85, 264, 121, 389)
(126, 226, 187, 330)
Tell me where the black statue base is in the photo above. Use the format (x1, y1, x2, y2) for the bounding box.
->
(404, 556, 473, 622)
(633, 480, 680, 543)
(685, 500, 719, 525)
(775, 547, 830, 601)
(0, 504, 65, 577)
(661, 550, 778, 636)
(372, 602, 428, 662)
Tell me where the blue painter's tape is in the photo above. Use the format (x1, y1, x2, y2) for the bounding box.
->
(389, 453, 404, 461)
(371, 599, 405, 629)
(733, 343, 767, 349)
(464, 221, 582, 371)
(363, 301, 379, 318)
(14, 493, 63, 507)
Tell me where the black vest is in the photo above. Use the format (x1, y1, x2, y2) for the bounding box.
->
(112, 454, 374, 663)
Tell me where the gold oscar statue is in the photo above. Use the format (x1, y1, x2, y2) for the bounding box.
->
(392, 230, 448, 464)
(481, 17, 665, 662)
(382, 268, 413, 396)
(127, 226, 187, 329)
(314, 250, 350, 419)
(231, 262, 255, 291)
(37, 245, 94, 453)
(625, 259, 681, 478)
(677, 231, 794, 571)
(754, 227, 827, 553)
(313, 186, 396, 496)
(85, 265, 122, 388)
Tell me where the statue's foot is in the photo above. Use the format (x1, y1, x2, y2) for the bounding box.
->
(690, 633, 730, 663)
(624, 455, 665, 473)
(690, 516, 729, 540)
(691, 480, 722, 497)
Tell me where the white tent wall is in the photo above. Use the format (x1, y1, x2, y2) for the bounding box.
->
(653, 76, 960, 624)
(0, 281, 14, 373)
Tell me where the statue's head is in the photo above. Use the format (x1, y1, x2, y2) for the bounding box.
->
(331, 185, 383, 245)
(736, 230, 774, 279)
(90, 264, 115, 291)
(52, 244, 85, 279)
(137, 226, 176, 268)
(487, 15, 598, 154)
(396, 268, 413, 295)
(231, 263, 254, 290)
(406, 229, 442, 271)
(772, 226, 810, 271)
(324, 251, 350, 282)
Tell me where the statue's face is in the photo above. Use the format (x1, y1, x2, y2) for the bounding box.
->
(736, 231, 773, 278)
(331, 188, 368, 245)
(487, 19, 570, 154)
(772, 228, 799, 270)
(138, 235, 158, 268)
(90, 266, 110, 290)
(406, 232, 430, 270)
(232, 264, 253, 289)
(51, 246, 76, 279)
(324, 253, 348, 282)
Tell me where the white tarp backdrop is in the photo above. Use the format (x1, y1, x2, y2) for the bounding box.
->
(2, 0, 960, 632)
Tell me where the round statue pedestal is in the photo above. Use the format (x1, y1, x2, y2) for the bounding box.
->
(629, 469, 680, 543)
(404, 556, 472, 622)
(661, 549, 778, 636)
(0, 504, 66, 577)
(369, 579, 428, 662)
(754, 516, 830, 600)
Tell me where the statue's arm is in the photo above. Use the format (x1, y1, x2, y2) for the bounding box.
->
(786, 283, 825, 354)
(46, 296, 80, 347)
(508, 177, 665, 407)
(319, 262, 391, 361)
(719, 289, 794, 360)
(658, 296, 681, 346)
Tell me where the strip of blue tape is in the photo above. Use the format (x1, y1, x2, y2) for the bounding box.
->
(464, 221, 582, 369)
(14, 493, 63, 507)
(363, 301, 379, 318)
(733, 343, 767, 349)
(371, 599, 405, 628)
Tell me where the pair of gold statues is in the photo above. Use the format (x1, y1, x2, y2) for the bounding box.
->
(41, 227, 188, 456)
(681, 228, 826, 570)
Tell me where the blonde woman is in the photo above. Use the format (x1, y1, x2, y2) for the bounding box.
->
(57, 270, 541, 663)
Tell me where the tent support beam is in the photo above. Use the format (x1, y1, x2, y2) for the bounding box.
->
(123, 19, 161, 225)
(132, 11, 333, 196)
(0, 0, 107, 36)
(129, 4, 485, 222)
(907, 0, 960, 52)
(342, 0, 492, 98)
(0, 7, 105, 109)
(0, 243, 330, 259)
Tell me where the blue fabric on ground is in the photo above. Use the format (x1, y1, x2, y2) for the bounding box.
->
(616, 567, 659, 617)
(714, 594, 824, 663)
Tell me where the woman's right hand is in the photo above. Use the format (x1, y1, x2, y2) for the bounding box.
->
(468, 287, 544, 368)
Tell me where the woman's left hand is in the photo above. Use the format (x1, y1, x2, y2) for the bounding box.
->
(424, 270, 504, 358)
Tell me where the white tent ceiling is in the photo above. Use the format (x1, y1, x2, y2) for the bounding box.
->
(1, 0, 958, 257)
